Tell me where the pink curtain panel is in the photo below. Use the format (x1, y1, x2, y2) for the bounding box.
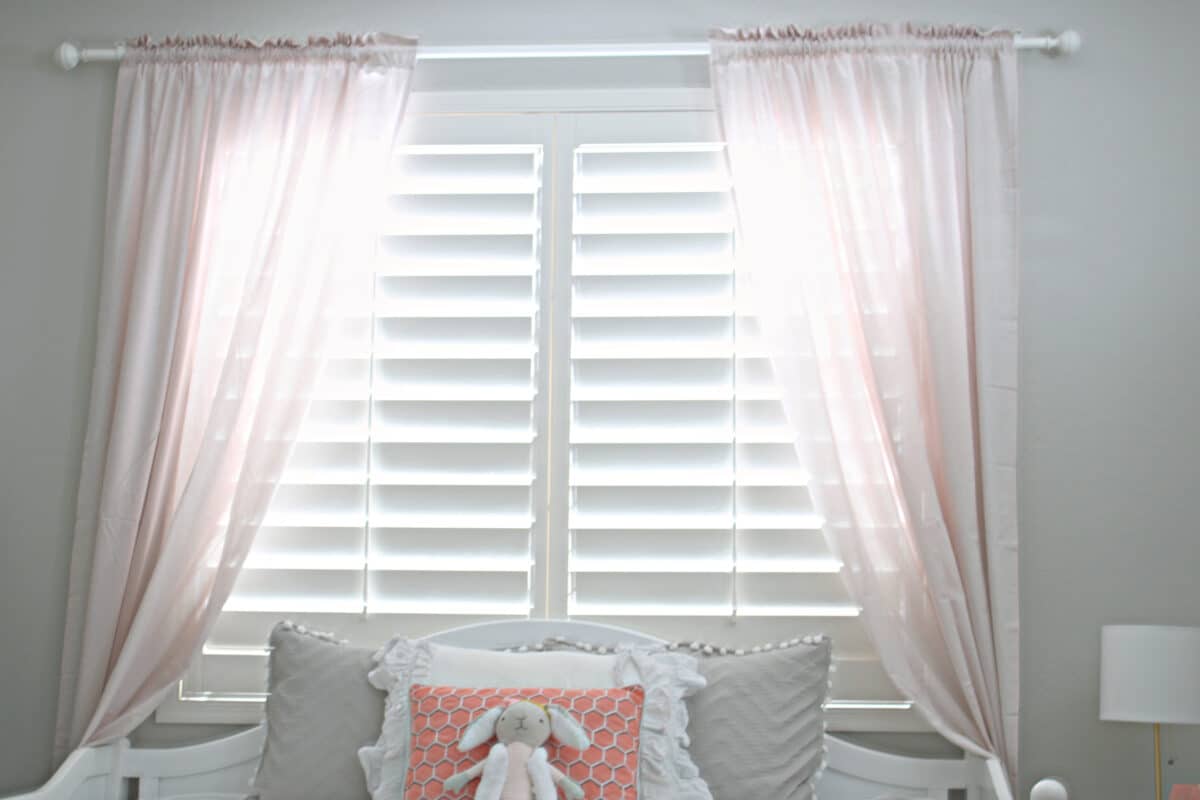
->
(54, 33, 416, 757)
(710, 22, 1021, 789)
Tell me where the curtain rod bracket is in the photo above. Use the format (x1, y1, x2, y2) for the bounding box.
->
(55, 41, 127, 71)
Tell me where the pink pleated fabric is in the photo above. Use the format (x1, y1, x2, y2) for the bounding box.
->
(710, 23, 1020, 789)
(54, 34, 415, 756)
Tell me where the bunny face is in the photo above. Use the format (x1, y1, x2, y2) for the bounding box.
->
(493, 700, 553, 748)
(458, 699, 591, 753)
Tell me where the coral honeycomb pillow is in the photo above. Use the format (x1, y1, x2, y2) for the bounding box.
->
(406, 684, 645, 799)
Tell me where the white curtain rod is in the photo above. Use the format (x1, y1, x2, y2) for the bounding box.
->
(54, 31, 1081, 70)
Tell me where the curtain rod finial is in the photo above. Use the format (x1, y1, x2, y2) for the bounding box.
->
(55, 42, 81, 71)
(1031, 778, 1069, 800)
(1052, 30, 1082, 56)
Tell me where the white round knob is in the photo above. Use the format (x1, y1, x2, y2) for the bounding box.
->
(1030, 777, 1069, 800)
(1052, 30, 1082, 56)
(55, 42, 81, 70)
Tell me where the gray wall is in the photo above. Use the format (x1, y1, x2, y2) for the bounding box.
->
(2, 0, 1198, 797)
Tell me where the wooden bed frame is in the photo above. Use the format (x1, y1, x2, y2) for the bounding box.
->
(7, 620, 1042, 800)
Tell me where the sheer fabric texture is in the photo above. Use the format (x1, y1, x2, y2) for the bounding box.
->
(55, 34, 416, 754)
(710, 23, 1020, 786)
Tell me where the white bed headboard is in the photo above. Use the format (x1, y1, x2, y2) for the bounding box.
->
(8, 619, 1021, 800)
(425, 620, 1002, 800)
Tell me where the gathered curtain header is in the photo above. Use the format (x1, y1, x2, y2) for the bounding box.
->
(709, 23, 1015, 61)
(121, 33, 417, 68)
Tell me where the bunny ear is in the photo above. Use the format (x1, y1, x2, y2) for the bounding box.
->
(547, 705, 589, 751)
(460, 705, 504, 750)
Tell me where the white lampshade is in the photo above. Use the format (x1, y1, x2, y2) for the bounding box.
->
(1100, 625, 1200, 724)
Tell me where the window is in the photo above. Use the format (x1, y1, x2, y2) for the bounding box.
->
(164, 103, 915, 732)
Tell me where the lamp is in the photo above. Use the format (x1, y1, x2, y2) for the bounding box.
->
(1100, 625, 1200, 800)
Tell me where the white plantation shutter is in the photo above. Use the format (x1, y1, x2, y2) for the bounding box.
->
(175, 115, 553, 718)
(562, 112, 913, 725)
(168, 107, 912, 730)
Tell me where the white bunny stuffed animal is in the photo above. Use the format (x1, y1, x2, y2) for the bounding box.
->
(442, 699, 588, 800)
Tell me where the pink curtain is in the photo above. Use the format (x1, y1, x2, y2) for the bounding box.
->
(55, 34, 415, 755)
(710, 24, 1020, 788)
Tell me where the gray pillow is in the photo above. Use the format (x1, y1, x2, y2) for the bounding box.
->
(253, 621, 383, 800)
(685, 637, 832, 800)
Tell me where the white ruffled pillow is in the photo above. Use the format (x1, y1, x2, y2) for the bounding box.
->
(611, 646, 711, 799)
(358, 639, 711, 800)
